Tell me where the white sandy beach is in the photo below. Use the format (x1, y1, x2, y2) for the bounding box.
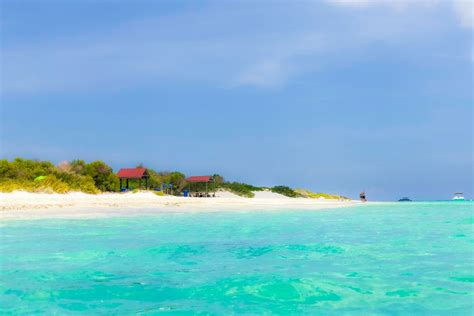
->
(0, 190, 362, 220)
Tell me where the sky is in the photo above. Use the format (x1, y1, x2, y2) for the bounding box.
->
(0, 0, 472, 200)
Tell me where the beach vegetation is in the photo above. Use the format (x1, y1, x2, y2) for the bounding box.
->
(212, 174, 225, 184)
(37, 176, 71, 193)
(82, 161, 119, 192)
(167, 172, 186, 191)
(0, 158, 349, 198)
(145, 169, 163, 190)
(142, 170, 186, 193)
(0, 158, 56, 180)
(0, 158, 114, 194)
(271, 186, 301, 198)
(295, 189, 350, 200)
(220, 182, 263, 198)
(0, 179, 35, 192)
(55, 172, 99, 194)
(70, 160, 88, 174)
(0, 176, 70, 193)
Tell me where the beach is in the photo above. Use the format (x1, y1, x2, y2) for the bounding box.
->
(0, 191, 361, 220)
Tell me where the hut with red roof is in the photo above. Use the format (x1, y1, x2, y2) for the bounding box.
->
(117, 168, 150, 191)
(185, 175, 214, 197)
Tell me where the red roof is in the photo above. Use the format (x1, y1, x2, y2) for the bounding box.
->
(117, 168, 148, 179)
(186, 176, 213, 183)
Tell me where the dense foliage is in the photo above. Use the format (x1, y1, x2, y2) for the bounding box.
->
(0, 158, 188, 195)
(220, 182, 263, 198)
(144, 169, 186, 193)
(295, 189, 350, 200)
(0, 158, 115, 194)
(84, 161, 118, 191)
(271, 185, 301, 198)
(0, 158, 346, 199)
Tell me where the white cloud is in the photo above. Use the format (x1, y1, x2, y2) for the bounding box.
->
(1, 1, 471, 95)
(326, 0, 439, 8)
(327, 0, 473, 28)
(326, 0, 376, 6)
(452, 0, 473, 28)
(234, 33, 326, 87)
(235, 60, 287, 87)
(1, 3, 329, 93)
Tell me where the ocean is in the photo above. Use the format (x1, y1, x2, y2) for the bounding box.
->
(1, 202, 473, 314)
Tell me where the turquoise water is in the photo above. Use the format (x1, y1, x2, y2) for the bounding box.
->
(1, 202, 473, 314)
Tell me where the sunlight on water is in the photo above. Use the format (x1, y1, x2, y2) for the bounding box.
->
(1, 202, 473, 314)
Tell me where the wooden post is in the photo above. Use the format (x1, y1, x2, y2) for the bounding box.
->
(119, 178, 122, 191)
(139, 179, 141, 190)
(126, 179, 129, 189)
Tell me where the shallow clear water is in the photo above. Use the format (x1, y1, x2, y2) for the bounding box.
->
(1, 202, 473, 314)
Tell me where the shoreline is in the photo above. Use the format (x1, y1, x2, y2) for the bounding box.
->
(0, 191, 363, 221)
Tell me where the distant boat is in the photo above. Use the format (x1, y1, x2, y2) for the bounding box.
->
(398, 197, 412, 202)
(452, 193, 465, 201)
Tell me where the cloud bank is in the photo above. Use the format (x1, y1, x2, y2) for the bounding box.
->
(1, 1, 471, 95)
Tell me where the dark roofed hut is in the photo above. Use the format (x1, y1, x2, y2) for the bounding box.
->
(117, 168, 150, 191)
(185, 176, 214, 197)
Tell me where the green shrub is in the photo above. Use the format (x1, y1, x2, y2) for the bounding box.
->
(0, 179, 35, 192)
(0, 176, 70, 193)
(56, 173, 99, 194)
(271, 185, 300, 198)
(0, 158, 111, 194)
(83, 161, 119, 192)
(295, 189, 349, 200)
(149, 171, 186, 194)
(0, 158, 56, 180)
(37, 176, 70, 193)
(220, 182, 261, 198)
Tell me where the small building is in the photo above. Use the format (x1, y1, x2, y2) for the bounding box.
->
(117, 168, 150, 191)
(185, 176, 214, 197)
(186, 176, 213, 183)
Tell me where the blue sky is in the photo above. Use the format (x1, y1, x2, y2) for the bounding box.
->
(1, 0, 472, 200)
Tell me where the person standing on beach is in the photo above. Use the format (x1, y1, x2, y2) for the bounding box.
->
(360, 192, 366, 202)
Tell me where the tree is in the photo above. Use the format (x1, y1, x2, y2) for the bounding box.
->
(84, 161, 119, 192)
(212, 174, 225, 184)
(57, 161, 72, 173)
(2, 158, 56, 180)
(69, 160, 87, 175)
(146, 168, 163, 190)
(0, 159, 14, 179)
(168, 171, 186, 193)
